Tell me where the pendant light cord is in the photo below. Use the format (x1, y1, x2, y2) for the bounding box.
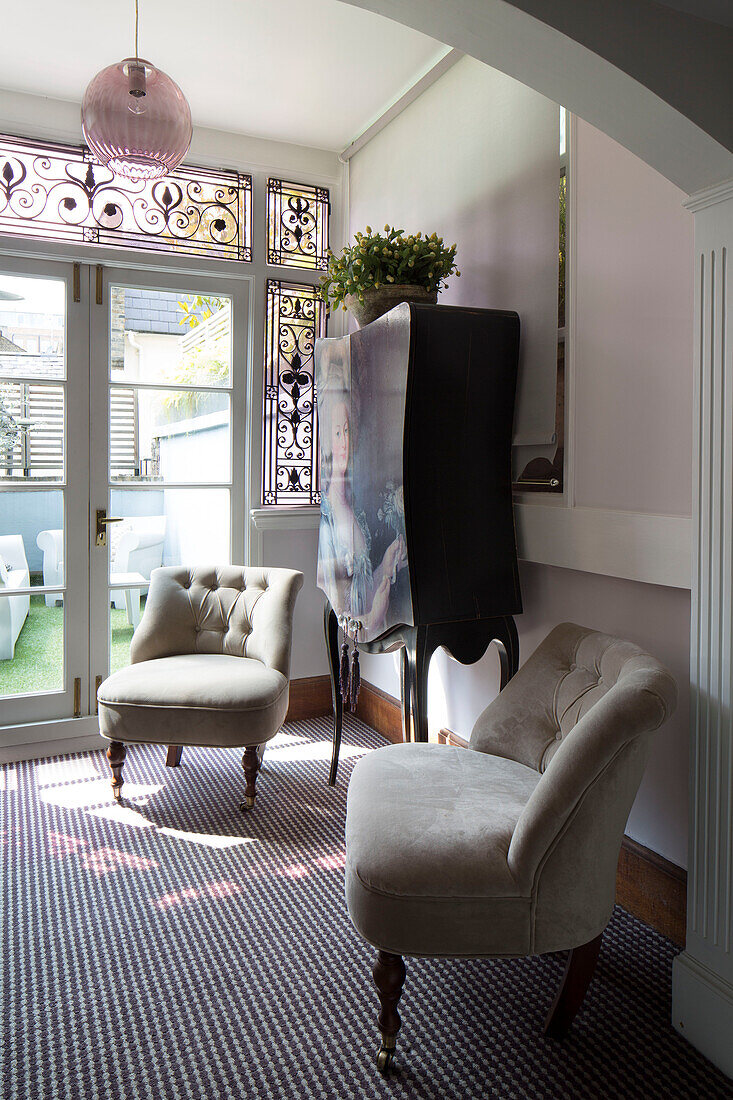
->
(134, 0, 139, 61)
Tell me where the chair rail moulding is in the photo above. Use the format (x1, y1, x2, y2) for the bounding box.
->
(248, 502, 692, 583)
(514, 503, 692, 591)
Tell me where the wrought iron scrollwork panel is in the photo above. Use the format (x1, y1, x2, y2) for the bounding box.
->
(263, 280, 327, 505)
(267, 179, 330, 269)
(0, 134, 252, 261)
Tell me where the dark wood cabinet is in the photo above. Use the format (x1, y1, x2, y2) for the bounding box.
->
(315, 302, 522, 780)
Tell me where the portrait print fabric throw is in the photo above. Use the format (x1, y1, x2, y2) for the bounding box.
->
(316, 309, 413, 645)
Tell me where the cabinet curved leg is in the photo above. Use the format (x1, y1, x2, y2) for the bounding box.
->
(324, 605, 344, 786)
(412, 627, 432, 744)
(504, 615, 520, 681)
(494, 616, 520, 690)
(494, 633, 510, 688)
(399, 643, 412, 743)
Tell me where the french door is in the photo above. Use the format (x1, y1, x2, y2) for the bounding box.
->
(0, 257, 248, 751)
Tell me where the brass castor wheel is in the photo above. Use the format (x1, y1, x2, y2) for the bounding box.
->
(239, 796, 256, 811)
(376, 1044, 395, 1075)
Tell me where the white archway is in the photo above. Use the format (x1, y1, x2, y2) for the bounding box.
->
(337, 0, 733, 193)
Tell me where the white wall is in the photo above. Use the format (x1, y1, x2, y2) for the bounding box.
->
(349, 56, 560, 446)
(0, 88, 342, 183)
(259, 526, 327, 681)
(346, 60, 694, 868)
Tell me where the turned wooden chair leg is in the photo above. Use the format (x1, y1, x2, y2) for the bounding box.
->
(544, 932, 603, 1039)
(106, 740, 127, 802)
(373, 950, 406, 1074)
(166, 745, 183, 767)
(240, 745, 262, 811)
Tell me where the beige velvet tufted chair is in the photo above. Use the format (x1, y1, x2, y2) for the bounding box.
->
(98, 565, 303, 809)
(344, 623, 677, 1073)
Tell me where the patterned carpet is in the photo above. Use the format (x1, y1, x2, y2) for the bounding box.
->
(1, 715, 731, 1100)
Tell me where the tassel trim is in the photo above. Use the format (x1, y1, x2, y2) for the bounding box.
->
(339, 642, 350, 704)
(349, 648, 361, 711)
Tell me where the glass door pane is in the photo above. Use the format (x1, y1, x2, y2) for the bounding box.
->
(90, 271, 247, 683)
(0, 262, 89, 730)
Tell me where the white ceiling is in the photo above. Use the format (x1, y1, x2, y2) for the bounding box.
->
(0, 0, 447, 152)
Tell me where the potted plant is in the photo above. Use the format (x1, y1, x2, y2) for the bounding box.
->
(319, 225, 460, 327)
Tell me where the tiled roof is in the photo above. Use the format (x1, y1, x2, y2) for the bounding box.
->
(123, 289, 187, 335)
(0, 333, 27, 354)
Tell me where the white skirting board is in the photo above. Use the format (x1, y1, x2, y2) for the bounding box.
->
(673, 953, 733, 1079)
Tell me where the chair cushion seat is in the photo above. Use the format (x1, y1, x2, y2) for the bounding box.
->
(98, 653, 289, 748)
(345, 743, 540, 957)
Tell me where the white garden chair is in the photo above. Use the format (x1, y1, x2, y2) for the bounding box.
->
(0, 535, 30, 661)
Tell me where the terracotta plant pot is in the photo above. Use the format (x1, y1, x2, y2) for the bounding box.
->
(344, 284, 439, 328)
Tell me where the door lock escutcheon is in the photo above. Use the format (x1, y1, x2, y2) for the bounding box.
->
(95, 509, 123, 547)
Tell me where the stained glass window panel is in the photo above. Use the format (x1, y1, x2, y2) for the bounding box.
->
(0, 134, 252, 261)
(262, 280, 327, 505)
(267, 179, 330, 269)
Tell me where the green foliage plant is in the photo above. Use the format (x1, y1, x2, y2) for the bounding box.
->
(161, 346, 229, 418)
(177, 293, 228, 329)
(165, 293, 230, 417)
(319, 225, 460, 311)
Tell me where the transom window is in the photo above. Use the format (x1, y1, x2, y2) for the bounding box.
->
(266, 179, 330, 269)
(0, 133, 252, 261)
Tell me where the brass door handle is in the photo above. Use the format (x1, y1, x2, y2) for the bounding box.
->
(95, 510, 124, 546)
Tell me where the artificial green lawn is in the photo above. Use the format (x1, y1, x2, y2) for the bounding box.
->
(0, 594, 141, 697)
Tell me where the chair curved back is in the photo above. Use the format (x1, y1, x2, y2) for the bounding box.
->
(130, 564, 304, 678)
(36, 529, 64, 586)
(470, 622, 677, 952)
(113, 516, 166, 578)
(0, 534, 30, 574)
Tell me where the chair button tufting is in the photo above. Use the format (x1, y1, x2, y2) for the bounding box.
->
(569, 663, 577, 671)
(195, 625, 201, 633)
(556, 732, 562, 741)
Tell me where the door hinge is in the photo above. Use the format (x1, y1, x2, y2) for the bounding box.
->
(73, 676, 82, 718)
(95, 675, 103, 714)
(73, 263, 81, 303)
(95, 265, 104, 306)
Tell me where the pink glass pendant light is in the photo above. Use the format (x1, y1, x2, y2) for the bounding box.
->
(81, 0, 192, 181)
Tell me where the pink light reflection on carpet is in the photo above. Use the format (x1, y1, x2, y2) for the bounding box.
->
(154, 880, 242, 911)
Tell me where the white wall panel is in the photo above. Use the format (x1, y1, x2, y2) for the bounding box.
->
(673, 183, 733, 1080)
(259, 527, 328, 681)
(573, 119, 694, 515)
